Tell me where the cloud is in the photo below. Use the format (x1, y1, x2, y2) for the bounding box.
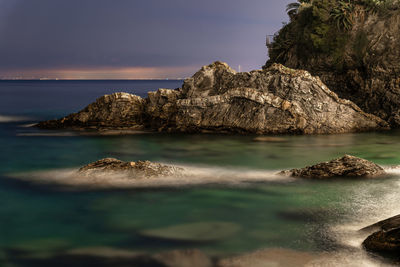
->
(0, 0, 292, 78)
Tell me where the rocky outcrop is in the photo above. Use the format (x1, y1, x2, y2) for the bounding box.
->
(78, 158, 184, 179)
(266, 1, 400, 127)
(362, 214, 400, 261)
(281, 155, 386, 178)
(37, 93, 146, 130)
(37, 62, 389, 134)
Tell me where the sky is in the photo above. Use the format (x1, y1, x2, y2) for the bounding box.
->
(0, 0, 292, 79)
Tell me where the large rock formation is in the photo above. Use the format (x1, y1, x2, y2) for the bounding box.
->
(266, 0, 400, 126)
(281, 155, 386, 178)
(37, 62, 388, 134)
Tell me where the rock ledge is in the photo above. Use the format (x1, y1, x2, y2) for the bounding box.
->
(36, 62, 389, 135)
(281, 155, 386, 178)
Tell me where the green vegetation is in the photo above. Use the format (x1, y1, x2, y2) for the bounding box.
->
(268, 0, 400, 70)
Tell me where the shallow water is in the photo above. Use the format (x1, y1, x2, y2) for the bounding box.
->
(1, 80, 400, 266)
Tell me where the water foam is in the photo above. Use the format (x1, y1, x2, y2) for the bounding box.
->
(0, 115, 32, 123)
(8, 164, 293, 190)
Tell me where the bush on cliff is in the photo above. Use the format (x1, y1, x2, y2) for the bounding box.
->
(267, 0, 400, 71)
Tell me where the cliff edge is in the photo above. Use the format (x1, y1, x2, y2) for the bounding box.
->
(265, 0, 400, 126)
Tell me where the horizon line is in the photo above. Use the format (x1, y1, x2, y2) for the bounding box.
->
(0, 78, 187, 81)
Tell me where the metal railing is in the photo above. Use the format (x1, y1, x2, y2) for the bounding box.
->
(266, 34, 277, 46)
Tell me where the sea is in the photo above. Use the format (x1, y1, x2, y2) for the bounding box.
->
(1, 80, 400, 266)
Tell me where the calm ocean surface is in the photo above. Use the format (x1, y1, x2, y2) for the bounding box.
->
(1, 80, 400, 266)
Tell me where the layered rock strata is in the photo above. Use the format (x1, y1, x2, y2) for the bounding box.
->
(37, 62, 389, 134)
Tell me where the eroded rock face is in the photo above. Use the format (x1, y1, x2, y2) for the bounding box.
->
(361, 214, 400, 261)
(37, 93, 146, 129)
(37, 62, 389, 134)
(139, 221, 241, 243)
(266, 5, 400, 127)
(281, 155, 386, 179)
(78, 158, 183, 178)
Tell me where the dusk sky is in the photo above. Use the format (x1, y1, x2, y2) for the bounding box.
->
(0, 0, 292, 79)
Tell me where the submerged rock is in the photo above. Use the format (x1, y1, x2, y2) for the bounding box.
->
(36, 62, 388, 135)
(78, 158, 184, 179)
(281, 155, 386, 178)
(139, 221, 241, 243)
(217, 248, 319, 267)
(7, 246, 211, 267)
(153, 249, 212, 267)
(253, 136, 287, 143)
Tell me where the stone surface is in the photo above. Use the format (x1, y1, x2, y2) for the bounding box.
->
(37, 92, 146, 130)
(363, 228, 400, 258)
(266, 4, 400, 127)
(78, 158, 184, 179)
(360, 214, 400, 234)
(281, 155, 386, 179)
(361, 214, 400, 261)
(37, 62, 388, 135)
(139, 221, 241, 243)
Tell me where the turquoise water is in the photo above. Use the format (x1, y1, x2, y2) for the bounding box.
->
(1, 80, 400, 266)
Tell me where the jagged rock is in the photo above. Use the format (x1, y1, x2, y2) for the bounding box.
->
(37, 92, 146, 130)
(37, 62, 389, 134)
(281, 155, 386, 178)
(265, 1, 400, 127)
(78, 158, 184, 179)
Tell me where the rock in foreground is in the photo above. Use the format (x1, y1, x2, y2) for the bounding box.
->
(360, 214, 400, 234)
(78, 158, 184, 179)
(362, 214, 400, 261)
(37, 62, 389, 135)
(281, 155, 386, 179)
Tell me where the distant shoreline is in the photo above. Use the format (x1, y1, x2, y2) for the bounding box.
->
(0, 79, 186, 81)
